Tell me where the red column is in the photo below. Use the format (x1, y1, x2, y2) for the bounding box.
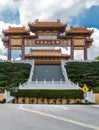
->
(8, 36, 11, 60)
(70, 37, 74, 60)
(84, 37, 87, 60)
(21, 37, 25, 60)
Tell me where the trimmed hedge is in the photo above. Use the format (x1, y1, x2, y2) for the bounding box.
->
(11, 89, 83, 99)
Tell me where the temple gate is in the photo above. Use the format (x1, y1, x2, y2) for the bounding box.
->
(2, 19, 93, 60)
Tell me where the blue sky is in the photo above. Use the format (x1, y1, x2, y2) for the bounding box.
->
(71, 6, 99, 29)
(0, 8, 20, 24)
(0, 2, 99, 28)
(0, 0, 99, 60)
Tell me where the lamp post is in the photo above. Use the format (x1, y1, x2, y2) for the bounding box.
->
(12, 87, 19, 104)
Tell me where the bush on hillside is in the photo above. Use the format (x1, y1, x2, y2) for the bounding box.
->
(65, 61, 99, 89)
(0, 62, 31, 90)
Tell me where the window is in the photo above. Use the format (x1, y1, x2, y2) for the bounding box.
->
(38, 35, 57, 40)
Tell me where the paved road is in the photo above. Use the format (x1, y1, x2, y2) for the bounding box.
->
(0, 104, 99, 130)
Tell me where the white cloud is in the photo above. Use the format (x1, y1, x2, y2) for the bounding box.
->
(0, 39, 5, 54)
(0, 21, 22, 59)
(0, 24, 99, 61)
(0, 0, 99, 24)
(0, 21, 11, 58)
(0, 55, 7, 60)
(15, 57, 21, 60)
(74, 28, 99, 60)
(0, 21, 22, 33)
(56, 28, 99, 60)
(88, 28, 99, 59)
(0, 0, 99, 60)
(19, 0, 99, 25)
(0, 0, 22, 12)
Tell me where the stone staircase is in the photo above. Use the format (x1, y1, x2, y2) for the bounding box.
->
(32, 65, 65, 81)
(19, 60, 80, 90)
(19, 60, 96, 103)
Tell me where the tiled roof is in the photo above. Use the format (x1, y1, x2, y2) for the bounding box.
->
(2, 37, 9, 42)
(2, 26, 30, 34)
(66, 27, 94, 34)
(28, 19, 67, 27)
(25, 49, 70, 57)
(28, 19, 67, 33)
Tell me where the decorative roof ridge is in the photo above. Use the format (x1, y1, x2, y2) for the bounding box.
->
(68, 26, 94, 31)
(30, 48, 61, 52)
(66, 26, 94, 34)
(2, 26, 30, 34)
(28, 19, 67, 26)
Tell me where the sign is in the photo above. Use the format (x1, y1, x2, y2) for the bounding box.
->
(74, 47, 84, 50)
(74, 39, 84, 46)
(11, 39, 22, 45)
(81, 84, 89, 93)
(25, 39, 70, 46)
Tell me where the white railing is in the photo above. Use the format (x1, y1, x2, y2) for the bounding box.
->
(61, 60, 81, 89)
(61, 60, 68, 81)
(19, 79, 80, 90)
(64, 59, 99, 62)
(4, 89, 14, 103)
(0, 59, 98, 64)
(84, 89, 95, 103)
(18, 59, 80, 90)
(28, 60, 34, 82)
(0, 59, 32, 64)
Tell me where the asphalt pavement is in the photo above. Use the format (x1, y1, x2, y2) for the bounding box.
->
(0, 104, 99, 130)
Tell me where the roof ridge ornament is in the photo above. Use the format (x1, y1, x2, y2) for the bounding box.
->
(35, 19, 39, 22)
(57, 19, 60, 23)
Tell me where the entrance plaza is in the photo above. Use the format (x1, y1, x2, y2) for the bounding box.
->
(2, 19, 96, 104)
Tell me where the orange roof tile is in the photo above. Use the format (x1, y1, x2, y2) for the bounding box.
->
(59, 35, 71, 39)
(86, 37, 93, 42)
(28, 19, 67, 33)
(29, 19, 66, 27)
(66, 27, 94, 34)
(25, 49, 70, 57)
(2, 37, 9, 42)
(2, 26, 30, 35)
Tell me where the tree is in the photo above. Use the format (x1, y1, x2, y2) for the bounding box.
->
(95, 56, 99, 60)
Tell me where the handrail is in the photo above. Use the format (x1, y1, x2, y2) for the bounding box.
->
(19, 79, 80, 90)
(0, 59, 32, 64)
(61, 60, 68, 81)
(28, 60, 34, 82)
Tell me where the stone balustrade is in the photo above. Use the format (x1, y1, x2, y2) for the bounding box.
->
(19, 79, 80, 90)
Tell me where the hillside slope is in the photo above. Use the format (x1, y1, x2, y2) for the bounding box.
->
(65, 61, 99, 89)
(0, 62, 31, 90)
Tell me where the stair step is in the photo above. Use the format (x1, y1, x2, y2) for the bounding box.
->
(32, 65, 65, 81)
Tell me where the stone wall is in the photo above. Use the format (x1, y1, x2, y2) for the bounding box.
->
(11, 97, 84, 104)
(94, 93, 99, 104)
(0, 93, 4, 103)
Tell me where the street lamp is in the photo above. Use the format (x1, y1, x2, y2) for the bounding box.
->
(12, 87, 19, 103)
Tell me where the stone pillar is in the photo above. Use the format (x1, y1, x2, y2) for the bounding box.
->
(21, 37, 25, 60)
(8, 36, 11, 60)
(84, 37, 87, 60)
(70, 37, 74, 60)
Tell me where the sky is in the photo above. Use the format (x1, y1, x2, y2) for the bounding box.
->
(0, 0, 99, 60)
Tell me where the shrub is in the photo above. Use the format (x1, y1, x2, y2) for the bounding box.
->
(65, 61, 99, 89)
(0, 62, 31, 90)
(10, 89, 83, 99)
